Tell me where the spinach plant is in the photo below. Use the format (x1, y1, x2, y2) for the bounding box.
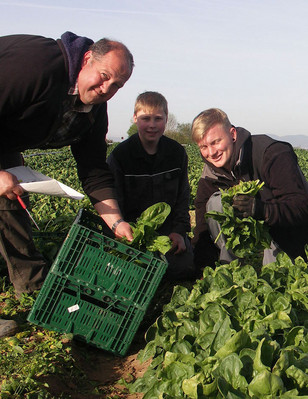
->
(206, 180, 272, 263)
(121, 202, 172, 255)
(124, 251, 308, 398)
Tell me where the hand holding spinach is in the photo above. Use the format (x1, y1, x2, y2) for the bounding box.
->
(206, 180, 272, 261)
(120, 202, 173, 255)
(233, 194, 265, 219)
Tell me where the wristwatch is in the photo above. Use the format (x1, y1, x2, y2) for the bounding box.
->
(112, 218, 124, 233)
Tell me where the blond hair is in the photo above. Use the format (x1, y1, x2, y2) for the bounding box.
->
(191, 108, 232, 143)
(134, 91, 168, 116)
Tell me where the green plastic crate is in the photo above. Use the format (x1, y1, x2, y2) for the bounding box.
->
(27, 209, 168, 356)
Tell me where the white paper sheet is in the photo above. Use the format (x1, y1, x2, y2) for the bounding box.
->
(6, 166, 84, 200)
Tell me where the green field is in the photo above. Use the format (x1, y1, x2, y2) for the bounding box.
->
(0, 144, 308, 398)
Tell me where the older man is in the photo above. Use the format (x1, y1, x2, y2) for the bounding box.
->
(0, 31, 134, 300)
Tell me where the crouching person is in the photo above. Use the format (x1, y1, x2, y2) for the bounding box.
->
(107, 91, 196, 280)
(191, 108, 308, 270)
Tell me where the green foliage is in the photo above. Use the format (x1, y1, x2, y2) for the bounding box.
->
(206, 180, 272, 264)
(23, 148, 92, 232)
(120, 202, 173, 254)
(185, 143, 204, 209)
(126, 253, 308, 398)
(295, 148, 308, 180)
(165, 123, 192, 144)
(0, 289, 86, 398)
(127, 122, 138, 137)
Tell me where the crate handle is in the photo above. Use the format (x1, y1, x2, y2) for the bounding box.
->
(102, 295, 112, 303)
(125, 248, 137, 256)
(105, 239, 118, 249)
(82, 286, 95, 296)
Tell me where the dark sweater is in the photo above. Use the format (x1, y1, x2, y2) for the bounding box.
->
(0, 32, 115, 203)
(107, 134, 191, 236)
(193, 128, 308, 265)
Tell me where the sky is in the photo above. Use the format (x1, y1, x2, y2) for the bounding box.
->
(1, 0, 308, 141)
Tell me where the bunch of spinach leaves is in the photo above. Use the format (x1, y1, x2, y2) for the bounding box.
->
(205, 180, 272, 262)
(124, 251, 308, 398)
(120, 202, 173, 255)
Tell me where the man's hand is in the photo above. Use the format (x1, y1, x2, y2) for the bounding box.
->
(113, 220, 133, 241)
(232, 194, 264, 219)
(168, 232, 186, 255)
(0, 170, 24, 200)
(94, 199, 133, 241)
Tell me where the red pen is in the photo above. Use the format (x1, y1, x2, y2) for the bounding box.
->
(16, 195, 40, 230)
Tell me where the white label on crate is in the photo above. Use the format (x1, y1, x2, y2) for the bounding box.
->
(67, 304, 80, 313)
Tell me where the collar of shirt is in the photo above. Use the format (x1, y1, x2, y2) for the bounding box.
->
(68, 82, 93, 113)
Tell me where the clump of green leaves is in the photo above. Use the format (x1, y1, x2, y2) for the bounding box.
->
(123, 252, 308, 398)
(0, 328, 75, 399)
(206, 180, 272, 263)
(121, 202, 173, 255)
(0, 289, 83, 399)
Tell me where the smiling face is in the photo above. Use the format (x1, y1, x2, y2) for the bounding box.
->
(197, 124, 237, 169)
(133, 107, 167, 150)
(77, 50, 131, 105)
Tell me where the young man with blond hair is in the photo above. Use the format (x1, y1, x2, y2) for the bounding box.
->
(191, 108, 308, 270)
(108, 91, 196, 280)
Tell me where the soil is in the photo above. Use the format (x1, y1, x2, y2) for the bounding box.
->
(39, 330, 151, 398)
(74, 333, 150, 398)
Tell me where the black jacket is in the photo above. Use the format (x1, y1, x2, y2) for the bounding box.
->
(0, 32, 115, 203)
(193, 128, 308, 265)
(107, 134, 191, 236)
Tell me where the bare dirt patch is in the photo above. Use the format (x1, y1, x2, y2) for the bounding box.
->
(37, 328, 150, 398)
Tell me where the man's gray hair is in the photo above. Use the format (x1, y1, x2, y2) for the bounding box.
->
(89, 38, 134, 74)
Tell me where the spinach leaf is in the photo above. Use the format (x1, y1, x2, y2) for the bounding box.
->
(120, 202, 173, 255)
(206, 180, 272, 264)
